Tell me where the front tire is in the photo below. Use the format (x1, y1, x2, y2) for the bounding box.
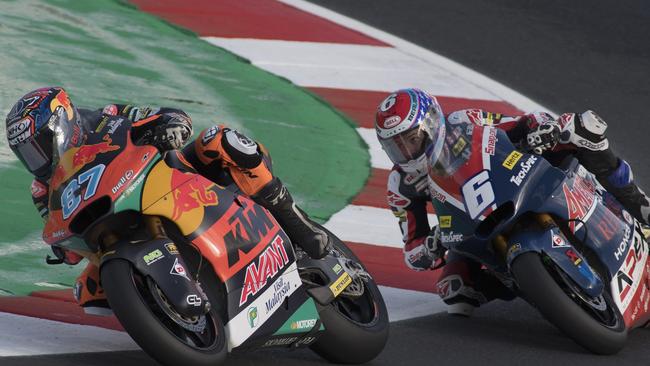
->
(309, 228, 389, 364)
(101, 259, 227, 366)
(511, 252, 627, 354)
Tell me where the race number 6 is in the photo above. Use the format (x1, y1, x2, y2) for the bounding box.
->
(462, 170, 495, 220)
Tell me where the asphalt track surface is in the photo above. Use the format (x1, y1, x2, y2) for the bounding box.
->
(4, 1, 650, 365)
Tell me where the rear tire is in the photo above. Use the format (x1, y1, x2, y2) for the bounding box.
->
(309, 227, 389, 364)
(511, 252, 627, 354)
(101, 259, 227, 366)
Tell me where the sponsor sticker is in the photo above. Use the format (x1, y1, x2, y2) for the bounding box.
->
(165, 243, 179, 255)
(439, 216, 452, 228)
(239, 236, 290, 306)
(170, 258, 190, 280)
(186, 294, 202, 307)
(202, 125, 220, 145)
(502, 151, 523, 170)
(143, 249, 164, 265)
(552, 235, 570, 248)
(452, 137, 467, 156)
(290, 319, 317, 331)
(509, 155, 537, 186)
(329, 272, 352, 297)
(111, 169, 134, 194)
(484, 128, 498, 155)
(440, 231, 463, 243)
(107, 118, 124, 134)
(332, 263, 343, 275)
(247, 306, 259, 328)
(383, 115, 401, 128)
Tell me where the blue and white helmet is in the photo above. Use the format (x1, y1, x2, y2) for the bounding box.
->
(375, 88, 445, 175)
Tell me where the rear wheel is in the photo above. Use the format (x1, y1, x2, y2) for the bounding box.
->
(307, 227, 389, 364)
(101, 259, 227, 366)
(511, 252, 627, 354)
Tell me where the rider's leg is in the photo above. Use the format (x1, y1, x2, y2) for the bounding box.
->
(73, 263, 111, 316)
(569, 111, 650, 225)
(186, 125, 329, 259)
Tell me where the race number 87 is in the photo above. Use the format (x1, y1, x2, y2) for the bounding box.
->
(462, 170, 495, 220)
(62, 164, 106, 219)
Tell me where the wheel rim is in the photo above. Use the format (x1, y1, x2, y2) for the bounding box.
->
(300, 264, 380, 327)
(129, 266, 224, 351)
(545, 257, 622, 329)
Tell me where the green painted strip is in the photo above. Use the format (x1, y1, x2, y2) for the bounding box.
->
(274, 297, 323, 336)
(0, 0, 369, 295)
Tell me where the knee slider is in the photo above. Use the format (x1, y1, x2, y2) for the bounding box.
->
(222, 129, 262, 169)
(571, 110, 609, 151)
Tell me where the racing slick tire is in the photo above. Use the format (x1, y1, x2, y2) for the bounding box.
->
(101, 259, 228, 366)
(511, 252, 627, 355)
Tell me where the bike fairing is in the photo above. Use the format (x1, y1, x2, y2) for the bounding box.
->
(424, 118, 650, 328)
(41, 118, 329, 351)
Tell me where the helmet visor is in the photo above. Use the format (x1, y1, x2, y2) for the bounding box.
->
(379, 127, 431, 165)
(15, 125, 54, 177)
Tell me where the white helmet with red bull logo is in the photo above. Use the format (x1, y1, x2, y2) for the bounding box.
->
(375, 88, 446, 175)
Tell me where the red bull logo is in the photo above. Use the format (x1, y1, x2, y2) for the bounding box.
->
(170, 173, 219, 221)
(72, 135, 120, 167)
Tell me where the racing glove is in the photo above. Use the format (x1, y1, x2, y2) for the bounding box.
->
(151, 119, 192, 151)
(47, 246, 83, 265)
(524, 122, 560, 155)
(403, 226, 444, 271)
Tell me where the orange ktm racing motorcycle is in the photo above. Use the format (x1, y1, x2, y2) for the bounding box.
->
(42, 115, 388, 365)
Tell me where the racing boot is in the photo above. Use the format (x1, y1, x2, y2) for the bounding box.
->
(253, 177, 330, 259)
(601, 158, 650, 226)
(73, 263, 112, 316)
(437, 255, 515, 317)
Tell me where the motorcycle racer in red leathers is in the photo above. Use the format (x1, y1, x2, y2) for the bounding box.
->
(375, 88, 650, 316)
(5, 87, 330, 314)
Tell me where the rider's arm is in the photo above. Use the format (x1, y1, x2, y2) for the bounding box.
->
(387, 170, 435, 271)
(102, 104, 193, 151)
(30, 178, 83, 265)
(447, 109, 555, 145)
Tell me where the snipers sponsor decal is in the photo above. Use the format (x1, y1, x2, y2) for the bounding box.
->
(239, 235, 290, 306)
(510, 155, 537, 186)
(225, 262, 301, 350)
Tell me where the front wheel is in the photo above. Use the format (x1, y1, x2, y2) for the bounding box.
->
(511, 252, 627, 355)
(308, 228, 389, 364)
(101, 259, 227, 366)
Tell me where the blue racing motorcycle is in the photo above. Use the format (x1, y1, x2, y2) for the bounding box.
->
(427, 121, 650, 354)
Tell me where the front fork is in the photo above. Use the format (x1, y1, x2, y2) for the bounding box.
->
(100, 215, 211, 321)
(491, 213, 604, 298)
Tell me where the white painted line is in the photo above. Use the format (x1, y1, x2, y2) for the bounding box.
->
(379, 285, 447, 322)
(356, 127, 393, 170)
(324, 204, 438, 248)
(0, 312, 138, 356)
(0, 284, 446, 356)
(277, 0, 556, 115)
(203, 37, 502, 101)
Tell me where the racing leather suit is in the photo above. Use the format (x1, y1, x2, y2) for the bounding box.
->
(389, 109, 650, 313)
(32, 104, 329, 312)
